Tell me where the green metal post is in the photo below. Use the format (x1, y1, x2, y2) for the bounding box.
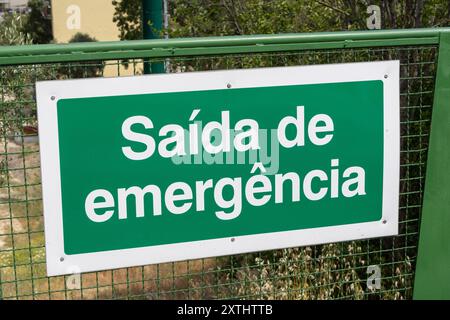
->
(142, 0, 165, 74)
(413, 31, 450, 299)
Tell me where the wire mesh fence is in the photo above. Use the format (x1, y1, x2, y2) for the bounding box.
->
(0, 43, 438, 300)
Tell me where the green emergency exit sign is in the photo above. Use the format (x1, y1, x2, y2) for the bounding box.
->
(36, 61, 400, 276)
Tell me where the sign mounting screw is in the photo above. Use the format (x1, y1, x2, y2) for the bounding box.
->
(227, 83, 232, 88)
(51, 96, 56, 101)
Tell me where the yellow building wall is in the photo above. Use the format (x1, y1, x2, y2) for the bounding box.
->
(51, 0, 141, 76)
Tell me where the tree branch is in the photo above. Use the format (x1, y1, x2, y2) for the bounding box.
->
(313, 0, 350, 16)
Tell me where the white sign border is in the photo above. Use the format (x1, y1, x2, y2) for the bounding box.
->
(36, 61, 400, 276)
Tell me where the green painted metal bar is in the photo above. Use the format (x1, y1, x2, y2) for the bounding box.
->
(1, 37, 439, 66)
(413, 31, 450, 299)
(142, 0, 164, 74)
(0, 28, 448, 66)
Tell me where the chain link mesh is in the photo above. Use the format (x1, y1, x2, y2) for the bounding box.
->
(0, 45, 437, 299)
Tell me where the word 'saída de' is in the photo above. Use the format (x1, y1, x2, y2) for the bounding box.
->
(85, 106, 366, 223)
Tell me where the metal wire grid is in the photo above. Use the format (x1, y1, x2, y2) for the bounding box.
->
(0, 45, 437, 299)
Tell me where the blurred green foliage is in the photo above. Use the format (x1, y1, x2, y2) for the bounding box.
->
(57, 33, 105, 79)
(22, 0, 52, 44)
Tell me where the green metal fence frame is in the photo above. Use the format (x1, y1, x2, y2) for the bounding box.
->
(0, 27, 449, 299)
